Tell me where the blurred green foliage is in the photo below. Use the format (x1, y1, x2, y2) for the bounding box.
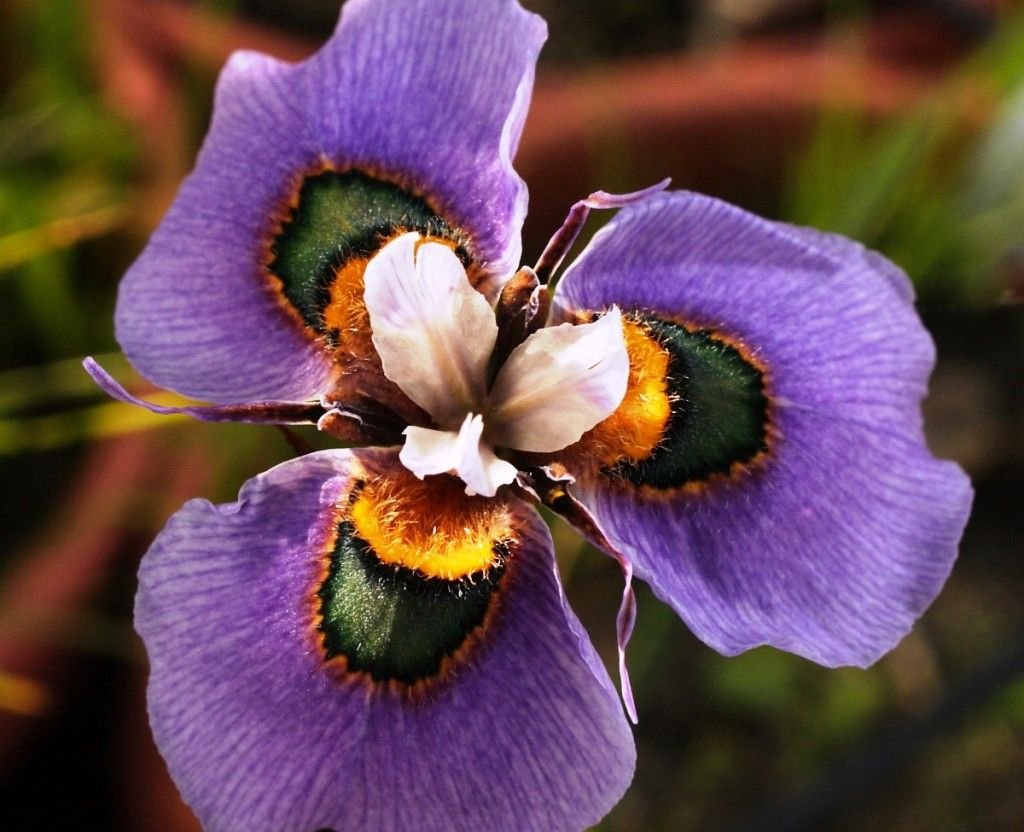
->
(785, 12, 1024, 302)
(1, 0, 135, 365)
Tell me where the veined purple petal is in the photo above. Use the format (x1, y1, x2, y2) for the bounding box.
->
(116, 49, 331, 403)
(117, 0, 546, 402)
(308, 0, 546, 286)
(575, 416, 971, 667)
(137, 450, 633, 832)
(555, 191, 972, 666)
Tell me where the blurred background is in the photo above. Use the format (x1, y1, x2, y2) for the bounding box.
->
(1, 0, 1022, 829)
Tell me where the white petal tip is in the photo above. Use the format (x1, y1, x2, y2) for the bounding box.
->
(399, 415, 517, 499)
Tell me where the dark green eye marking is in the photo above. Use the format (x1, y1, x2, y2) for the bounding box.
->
(612, 315, 771, 490)
(317, 520, 506, 685)
(269, 169, 467, 331)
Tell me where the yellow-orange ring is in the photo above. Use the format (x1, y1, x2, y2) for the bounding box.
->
(306, 465, 521, 698)
(568, 306, 780, 498)
(259, 159, 484, 346)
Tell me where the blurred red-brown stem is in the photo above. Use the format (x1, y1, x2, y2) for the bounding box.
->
(0, 433, 211, 777)
(91, 1, 987, 246)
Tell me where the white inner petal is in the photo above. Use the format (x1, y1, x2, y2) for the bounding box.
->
(363, 233, 498, 427)
(401, 414, 518, 497)
(486, 307, 629, 453)
(364, 233, 630, 491)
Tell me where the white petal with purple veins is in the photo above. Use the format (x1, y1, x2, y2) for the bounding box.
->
(487, 308, 629, 453)
(364, 233, 498, 427)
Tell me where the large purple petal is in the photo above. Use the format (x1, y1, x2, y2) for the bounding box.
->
(137, 450, 633, 832)
(306, 0, 545, 282)
(117, 0, 545, 402)
(554, 191, 972, 666)
(575, 418, 971, 667)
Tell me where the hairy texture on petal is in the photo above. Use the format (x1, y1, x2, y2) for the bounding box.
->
(555, 191, 972, 665)
(137, 450, 634, 832)
(402, 415, 518, 497)
(488, 308, 629, 453)
(365, 234, 497, 425)
(116, 0, 545, 401)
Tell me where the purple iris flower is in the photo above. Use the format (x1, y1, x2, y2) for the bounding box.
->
(85, 0, 972, 830)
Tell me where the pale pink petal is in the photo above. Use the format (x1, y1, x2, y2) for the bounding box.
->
(487, 308, 629, 453)
(399, 425, 464, 478)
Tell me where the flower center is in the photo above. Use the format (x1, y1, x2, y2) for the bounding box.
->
(560, 317, 672, 466)
(362, 233, 630, 496)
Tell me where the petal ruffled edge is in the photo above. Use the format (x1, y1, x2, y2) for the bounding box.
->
(305, 0, 546, 284)
(115, 48, 334, 403)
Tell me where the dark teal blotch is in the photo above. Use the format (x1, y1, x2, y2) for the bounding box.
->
(269, 170, 468, 335)
(318, 520, 506, 684)
(612, 315, 770, 490)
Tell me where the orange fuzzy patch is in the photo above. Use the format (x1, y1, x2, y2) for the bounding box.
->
(349, 466, 514, 580)
(321, 234, 462, 366)
(322, 255, 374, 361)
(566, 318, 671, 467)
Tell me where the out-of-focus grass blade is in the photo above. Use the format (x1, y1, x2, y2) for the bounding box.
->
(784, 10, 1024, 303)
(786, 99, 965, 283)
(0, 670, 52, 717)
(0, 352, 129, 413)
(0, 203, 129, 272)
(0, 606, 141, 663)
(0, 394, 187, 455)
